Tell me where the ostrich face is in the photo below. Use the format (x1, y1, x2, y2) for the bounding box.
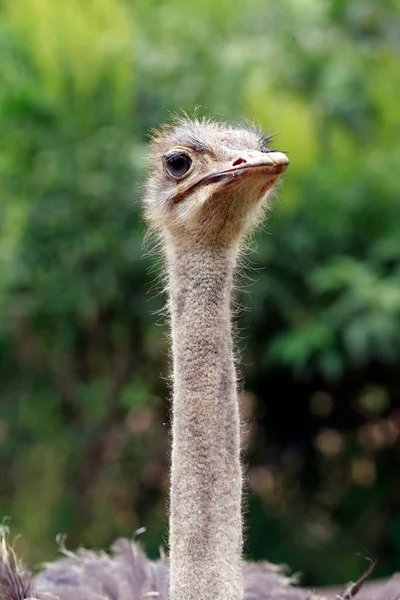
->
(143, 117, 289, 245)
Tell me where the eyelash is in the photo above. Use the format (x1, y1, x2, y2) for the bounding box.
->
(259, 135, 274, 152)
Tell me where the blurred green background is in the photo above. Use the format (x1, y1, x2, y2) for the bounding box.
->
(1, 0, 399, 587)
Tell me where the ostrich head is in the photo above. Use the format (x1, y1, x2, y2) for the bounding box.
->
(143, 116, 289, 245)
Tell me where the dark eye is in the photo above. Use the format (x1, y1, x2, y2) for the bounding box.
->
(165, 153, 192, 179)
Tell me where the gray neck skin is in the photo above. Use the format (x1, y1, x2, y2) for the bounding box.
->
(167, 241, 243, 600)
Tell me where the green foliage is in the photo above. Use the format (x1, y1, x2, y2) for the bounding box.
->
(0, 0, 399, 586)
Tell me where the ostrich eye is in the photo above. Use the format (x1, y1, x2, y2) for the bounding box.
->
(165, 152, 192, 179)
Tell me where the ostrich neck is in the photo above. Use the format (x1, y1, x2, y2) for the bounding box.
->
(167, 241, 243, 600)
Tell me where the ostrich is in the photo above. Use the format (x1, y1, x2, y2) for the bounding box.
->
(144, 115, 290, 600)
(0, 116, 398, 600)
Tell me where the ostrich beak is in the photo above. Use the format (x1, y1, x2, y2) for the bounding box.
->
(218, 150, 289, 181)
(218, 150, 289, 196)
(201, 150, 289, 197)
(172, 150, 289, 203)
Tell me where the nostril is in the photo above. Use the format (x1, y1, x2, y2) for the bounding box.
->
(232, 157, 247, 167)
